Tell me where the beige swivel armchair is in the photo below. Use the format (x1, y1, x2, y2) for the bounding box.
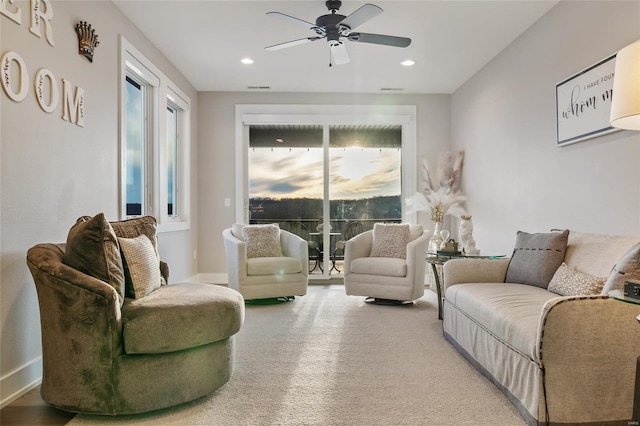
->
(344, 223, 430, 304)
(223, 224, 308, 300)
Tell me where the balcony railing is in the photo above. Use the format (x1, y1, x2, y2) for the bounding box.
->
(250, 218, 401, 275)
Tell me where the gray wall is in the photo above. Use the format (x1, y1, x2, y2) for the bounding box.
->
(451, 1, 640, 254)
(0, 1, 198, 404)
(197, 92, 451, 274)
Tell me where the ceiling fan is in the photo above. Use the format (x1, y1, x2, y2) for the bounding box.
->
(265, 1, 411, 65)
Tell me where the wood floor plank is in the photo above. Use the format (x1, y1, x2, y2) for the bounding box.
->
(0, 387, 75, 426)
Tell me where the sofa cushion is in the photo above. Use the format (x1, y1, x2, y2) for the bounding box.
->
(247, 256, 302, 276)
(62, 214, 125, 304)
(370, 223, 410, 259)
(111, 216, 159, 254)
(351, 257, 407, 277)
(122, 283, 244, 354)
(505, 230, 569, 289)
(243, 224, 283, 258)
(118, 235, 162, 299)
(110, 215, 166, 287)
(445, 283, 558, 360)
(548, 262, 606, 296)
(602, 242, 640, 294)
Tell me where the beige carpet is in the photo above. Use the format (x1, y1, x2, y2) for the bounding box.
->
(70, 285, 525, 426)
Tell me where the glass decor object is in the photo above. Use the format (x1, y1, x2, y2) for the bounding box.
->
(429, 221, 443, 252)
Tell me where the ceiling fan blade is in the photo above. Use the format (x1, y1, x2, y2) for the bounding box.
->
(339, 4, 383, 30)
(330, 42, 350, 65)
(347, 32, 411, 48)
(265, 37, 321, 51)
(266, 11, 316, 30)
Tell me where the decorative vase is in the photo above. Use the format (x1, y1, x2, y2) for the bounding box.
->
(459, 215, 478, 254)
(429, 221, 444, 252)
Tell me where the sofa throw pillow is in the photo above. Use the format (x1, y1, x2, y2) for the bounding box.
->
(111, 216, 159, 254)
(548, 262, 606, 296)
(243, 224, 282, 258)
(62, 213, 125, 304)
(602, 242, 640, 294)
(370, 223, 411, 259)
(118, 235, 162, 299)
(505, 229, 569, 289)
(110, 215, 166, 286)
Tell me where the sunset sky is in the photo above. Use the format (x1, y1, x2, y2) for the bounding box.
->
(249, 147, 401, 200)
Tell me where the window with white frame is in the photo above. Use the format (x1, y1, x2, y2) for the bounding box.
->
(120, 36, 190, 232)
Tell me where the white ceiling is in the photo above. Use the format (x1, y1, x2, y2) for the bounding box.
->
(113, 1, 558, 94)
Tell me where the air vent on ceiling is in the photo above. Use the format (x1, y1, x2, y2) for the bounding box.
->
(380, 88, 404, 91)
(247, 86, 271, 90)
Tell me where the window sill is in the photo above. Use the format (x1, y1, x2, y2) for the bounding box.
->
(158, 221, 190, 233)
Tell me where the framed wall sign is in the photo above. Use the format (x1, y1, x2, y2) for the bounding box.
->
(556, 53, 620, 146)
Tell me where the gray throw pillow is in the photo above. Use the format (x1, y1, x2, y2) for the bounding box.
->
(601, 242, 640, 294)
(505, 230, 569, 288)
(370, 223, 411, 259)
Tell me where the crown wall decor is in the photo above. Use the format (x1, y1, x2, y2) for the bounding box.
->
(75, 21, 99, 63)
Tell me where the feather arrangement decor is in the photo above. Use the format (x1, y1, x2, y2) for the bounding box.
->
(406, 151, 466, 251)
(406, 150, 466, 220)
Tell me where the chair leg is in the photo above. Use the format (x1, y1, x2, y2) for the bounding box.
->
(309, 248, 323, 273)
(330, 248, 341, 273)
(364, 297, 413, 306)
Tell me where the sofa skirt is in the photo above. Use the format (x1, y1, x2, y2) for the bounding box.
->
(443, 299, 544, 426)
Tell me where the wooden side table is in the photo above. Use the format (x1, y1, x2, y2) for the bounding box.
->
(426, 252, 505, 320)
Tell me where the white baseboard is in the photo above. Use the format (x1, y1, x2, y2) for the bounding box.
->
(192, 273, 228, 285)
(0, 356, 42, 408)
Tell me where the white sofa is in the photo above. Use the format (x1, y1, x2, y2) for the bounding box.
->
(443, 231, 640, 426)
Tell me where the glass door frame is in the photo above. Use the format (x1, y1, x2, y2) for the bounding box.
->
(235, 104, 417, 279)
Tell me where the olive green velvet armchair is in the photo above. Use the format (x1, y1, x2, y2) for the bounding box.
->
(26, 215, 245, 415)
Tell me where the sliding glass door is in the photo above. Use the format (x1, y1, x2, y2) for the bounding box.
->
(248, 124, 402, 278)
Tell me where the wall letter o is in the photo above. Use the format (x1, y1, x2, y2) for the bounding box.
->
(1, 51, 29, 102)
(35, 68, 58, 113)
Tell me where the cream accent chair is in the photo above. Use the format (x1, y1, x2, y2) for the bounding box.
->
(344, 224, 430, 303)
(222, 224, 308, 300)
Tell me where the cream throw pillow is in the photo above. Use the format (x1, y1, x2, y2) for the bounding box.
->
(548, 262, 606, 296)
(370, 223, 411, 259)
(243, 224, 283, 258)
(118, 235, 162, 299)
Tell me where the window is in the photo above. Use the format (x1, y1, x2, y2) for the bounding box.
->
(166, 102, 179, 217)
(124, 75, 147, 216)
(120, 36, 190, 232)
(248, 125, 403, 276)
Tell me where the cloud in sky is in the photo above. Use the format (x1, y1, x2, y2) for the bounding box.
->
(250, 147, 400, 200)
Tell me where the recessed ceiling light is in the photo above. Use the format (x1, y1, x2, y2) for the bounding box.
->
(400, 59, 415, 67)
(241, 58, 254, 65)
